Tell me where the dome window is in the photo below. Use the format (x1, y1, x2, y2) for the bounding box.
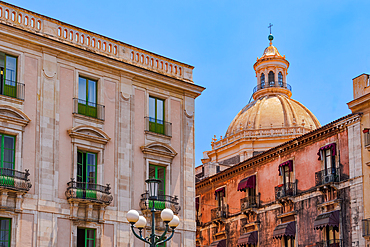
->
(268, 71, 275, 86)
(260, 73, 265, 89)
(278, 72, 283, 87)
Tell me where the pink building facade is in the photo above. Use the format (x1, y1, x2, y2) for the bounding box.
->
(0, 2, 204, 246)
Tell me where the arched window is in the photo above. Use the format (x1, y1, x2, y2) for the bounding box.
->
(278, 72, 283, 87)
(260, 73, 265, 89)
(268, 71, 275, 86)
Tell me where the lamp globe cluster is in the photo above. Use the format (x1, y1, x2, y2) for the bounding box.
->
(127, 208, 179, 228)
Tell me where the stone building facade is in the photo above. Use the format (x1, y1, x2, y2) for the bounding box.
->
(0, 1, 204, 246)
(196, 113, 364, 246)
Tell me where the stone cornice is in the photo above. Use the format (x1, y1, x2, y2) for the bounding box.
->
(196, 113, 361, 189)
(67, 125, 110, 145)
(140, 142, 177, 160)
(347, 92, 370, 113)
(0, 105, 30, 127)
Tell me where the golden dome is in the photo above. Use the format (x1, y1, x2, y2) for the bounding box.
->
(262, 44, 281, 57)
(225, 94, 320, 137)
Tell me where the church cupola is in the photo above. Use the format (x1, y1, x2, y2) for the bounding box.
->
(253, 33, 291, 100)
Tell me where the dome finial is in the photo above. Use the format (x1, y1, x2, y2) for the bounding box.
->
(268, 23, 274, 46)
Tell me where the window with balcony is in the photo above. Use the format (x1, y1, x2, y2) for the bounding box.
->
(0, 218, 11, 247)
(149, 96, 165, 135)
(148, 164, 166, 210)
(0, 52, 23, 100)
(75, 76, 104, 120)
(319, 226, 340, 247)
(276, 160, 295, 199)
(215, 187, 225, 208)
(0, 134, 15, 186)
(76, 151, 97, 199)
(77, 228, 95, 247)
(316, 143, 339, 186)
(238, 175, 259, 210)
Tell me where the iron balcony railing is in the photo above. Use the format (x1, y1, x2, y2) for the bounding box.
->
(316, 239, 342, 247)
(315, 167, 341, 186)
(275, 182, 296, 200)
(363, 219, 370, 237)
(65, 178, 113, 205)
(240, 195, 260, 211)
(73, 98, 105, 120)
(253, 82, 292, 94)
(211, 205, 228, 221)
(139, 191, 181, 214)
(0, 168, 31, 191)
(144, 116, 172, 137)
(1, 79, 25, 100)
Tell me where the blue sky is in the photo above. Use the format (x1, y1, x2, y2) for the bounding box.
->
(7, 0, 370, 165)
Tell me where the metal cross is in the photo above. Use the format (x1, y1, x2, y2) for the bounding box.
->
(268, 23, 273, 34)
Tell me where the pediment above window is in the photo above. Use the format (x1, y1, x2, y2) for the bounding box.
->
(0, 105, 30, 127)
(67, 125, 110, 145)
(141, 142, 177, 160)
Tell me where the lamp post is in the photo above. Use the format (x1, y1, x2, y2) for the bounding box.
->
(127, 178, 180, 247)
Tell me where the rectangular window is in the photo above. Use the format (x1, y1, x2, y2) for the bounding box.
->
(215, 189, 225, 208)
(281, 236, 295, 247)
(0, 218, 11, 247)
(77, 151, 97, 199)
(0, 52, 17, 98)
(77, 228, 95, 247)
(322, 226, 340, 245)
(78, 76, 97, 118)
(149, 164, 166, 210)
(323, 149, 336, 175)
(149, 96, 165, 134)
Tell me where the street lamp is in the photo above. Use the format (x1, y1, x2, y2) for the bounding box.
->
(127, 178, 180, 247)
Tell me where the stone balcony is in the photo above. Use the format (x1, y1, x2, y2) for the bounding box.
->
(65, 178, 113, 222)
(139, 191, 181, 215)
(0, 168, 31, 212)
(275, 182, 296, 200)
(240, 195, 260, 212)
(211, 205, 228, 222)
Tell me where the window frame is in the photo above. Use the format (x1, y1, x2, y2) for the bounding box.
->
(215, 186, 226, 208)
(148, 96, 165, 135)
(77, 76, 98, 118)
(260, 73, 265, 88)
(77, 150, 97, 184)
(0, 218, 11, 247)
(278, 72, 283, 87)
(149, 164, 166, 196)
(77, 227, 96, 247)
(0, 52, 18, 98)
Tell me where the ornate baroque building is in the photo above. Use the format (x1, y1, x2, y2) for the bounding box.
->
(0, 1, 204, 246)
(196, 35, 366, 246)
(196, 34, 320, 181)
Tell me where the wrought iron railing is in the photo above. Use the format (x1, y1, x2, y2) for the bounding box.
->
(65, 178, 113, 205)
(211, 205, 228, 221)
(144, 116, 172, 137)
(253, 82, 292, 94)
(0, 168, 31, 191)
(240, 195, 260, 211)
(139, 191, 181, 214)
(363, 219, 370, 237)
(275, 182, 296, 200)
(316, 239, 342, 247)
(1, 79, 25, 100)
(73, 98, 105, 120)
(315, 167, 341, 186)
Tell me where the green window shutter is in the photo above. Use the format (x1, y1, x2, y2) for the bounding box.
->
(149, 96, 165, 135)
(0, 218, 11, 247)
(77, 228, 95, 247)
(78, 76, 97, 118)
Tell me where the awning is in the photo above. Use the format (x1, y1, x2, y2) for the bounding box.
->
(237, 175, 256, 192)
(214, 187, 225, 199)
(237, 231, 258, 245)
(273, 221, 296, 239)
(209, 239, 226, 247)
(317, 143, 336, 160)
(278, 160, 293, 175)
(314, 210, 340, 230)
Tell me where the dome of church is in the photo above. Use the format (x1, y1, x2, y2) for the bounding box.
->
(225, 94, 320, 137)
(225, 33, 321, 137)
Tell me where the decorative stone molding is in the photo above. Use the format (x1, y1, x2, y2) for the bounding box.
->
(0, 105, 30, 127)
(140, 141, 177, 160)
(67, 125, 110, 145)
